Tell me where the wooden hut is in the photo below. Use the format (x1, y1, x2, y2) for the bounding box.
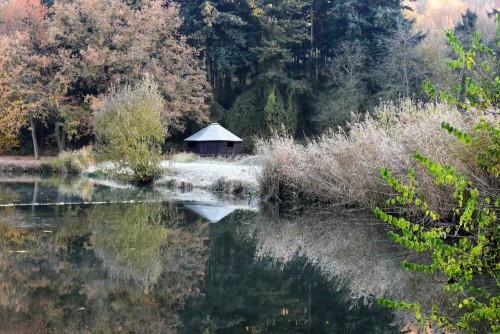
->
(184, 123, 243, 156)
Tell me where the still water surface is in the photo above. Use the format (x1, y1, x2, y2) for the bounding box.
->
(0, 177, 402, 333)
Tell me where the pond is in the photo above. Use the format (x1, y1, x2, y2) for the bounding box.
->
(0, 176, 418, 333)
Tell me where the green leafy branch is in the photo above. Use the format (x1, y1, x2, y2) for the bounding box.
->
(423, 15, 500, 111)
(375, 146, 499, 332)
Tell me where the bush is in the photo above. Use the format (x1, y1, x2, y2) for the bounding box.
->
(45, 146, 94, 174)
(93, 75, 166, 184)
(375, 121, 499, 333)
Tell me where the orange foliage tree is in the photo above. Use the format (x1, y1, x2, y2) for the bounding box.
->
(0, 0, 51, 158)
(47, 0, 210, 134)
(0, 0, 210, 157)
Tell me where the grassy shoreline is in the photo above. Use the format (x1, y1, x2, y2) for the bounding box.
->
(0, 153, 261, 197)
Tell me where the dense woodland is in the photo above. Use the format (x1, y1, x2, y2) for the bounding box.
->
(0, 0, 497, 157)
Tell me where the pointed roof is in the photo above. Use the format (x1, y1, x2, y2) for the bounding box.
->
(184, 123, 243, 142)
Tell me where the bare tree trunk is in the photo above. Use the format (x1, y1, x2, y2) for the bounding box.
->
(55, 123, 63, 154)
(61, 127, 66, 151)
(403, 39, 410, 98)
(29, 111, 40, 160)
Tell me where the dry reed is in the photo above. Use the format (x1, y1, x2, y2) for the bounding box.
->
(257, 100, 496, 213)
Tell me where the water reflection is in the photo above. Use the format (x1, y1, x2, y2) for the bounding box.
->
(0, 202, 209, 333)
(247, 205, 458, 328)
(184, 204, 236, 222)
(0, 180, 402, 333)
(91, 203, 169, 289)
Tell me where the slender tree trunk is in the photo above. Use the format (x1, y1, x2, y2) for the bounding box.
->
(29, 111, 40, 160)
(310, 0, 314, 59)
(459, 72, 467, 111)
(61, 128, 66, 151)
(55, 123, 63, 154)
(403, 39, 410, 98)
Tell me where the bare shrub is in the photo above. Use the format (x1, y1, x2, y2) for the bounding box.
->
(257, 100, 495, 213)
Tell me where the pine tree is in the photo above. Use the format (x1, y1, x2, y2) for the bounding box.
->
(180, 0, 253, 107)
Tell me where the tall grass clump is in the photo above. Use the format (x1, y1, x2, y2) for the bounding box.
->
(257, 100, 495, 212)
(45, 146, 94, 174)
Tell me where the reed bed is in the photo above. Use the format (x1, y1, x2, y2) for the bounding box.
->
(257, 100, 496, 214)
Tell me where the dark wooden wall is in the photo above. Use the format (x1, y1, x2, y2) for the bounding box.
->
(187, 141, 242, 156)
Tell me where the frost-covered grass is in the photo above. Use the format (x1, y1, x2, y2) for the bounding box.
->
(156, 158, 260, 196)
(172, 152, 198, 163)
(257, 100, 496, 213)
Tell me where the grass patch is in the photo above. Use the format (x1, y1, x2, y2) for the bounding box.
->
(210, 177, 258, 197)
(172, 152, 198, 163)
(44, 147, 94, 174)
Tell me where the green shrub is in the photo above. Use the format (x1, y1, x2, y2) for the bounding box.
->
(375, 122, 499, 333)
(93, 75, 166, 184)
(0, 131, 19, 154)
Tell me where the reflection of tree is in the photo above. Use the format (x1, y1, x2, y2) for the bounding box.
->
(91, 202, 168, 290)
(159, 208, 209, 311)
(0, 223, 37, 315)
(0, 202, 210, 333)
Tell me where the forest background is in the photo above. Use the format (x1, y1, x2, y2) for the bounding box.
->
(0, 0, 498, 157)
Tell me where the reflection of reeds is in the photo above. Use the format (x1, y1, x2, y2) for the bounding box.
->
(0, 184, 18, 204)
(30, 176, 96, 202)
(246, 206, 459, 328)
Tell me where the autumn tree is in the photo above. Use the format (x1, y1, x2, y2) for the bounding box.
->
(0, 0, 46, 39)
(48, 0, 210, 135)
(0, 0, 51, 159)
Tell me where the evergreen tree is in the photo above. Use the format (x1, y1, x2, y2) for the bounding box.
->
(180, 0, 254, 108)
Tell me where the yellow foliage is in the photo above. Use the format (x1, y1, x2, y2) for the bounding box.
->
(0, 132, 19, 153)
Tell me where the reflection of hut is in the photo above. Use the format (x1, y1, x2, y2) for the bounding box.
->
(184, 204, 236, 223)
(184, 123, 243, 156)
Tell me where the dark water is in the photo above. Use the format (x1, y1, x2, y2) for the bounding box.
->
(0, 177, 401, 333)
